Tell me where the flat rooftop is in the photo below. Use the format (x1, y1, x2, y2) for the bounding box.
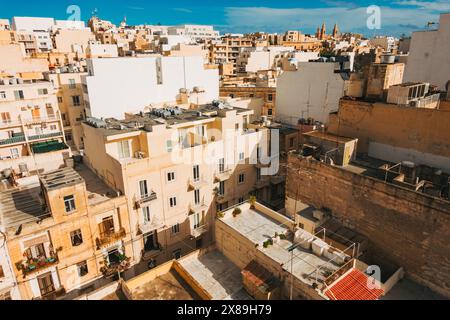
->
(303, 130, 356, 143)
(220, 203, 342, 287)
(40, 166, 84, 191)
(85, 103, 252, 137)
(129, 269, 200, 300)
(178, 250, 252, 300)
(0, 178, 48, 228)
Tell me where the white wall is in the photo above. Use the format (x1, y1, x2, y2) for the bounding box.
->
(0, 244, 21, 299)
(12, 17, 54, 31)
(276, 62, 346, 125)
(83, 55, 219, 119)
(404, 13, 450, 91)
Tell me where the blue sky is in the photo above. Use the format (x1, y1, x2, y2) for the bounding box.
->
(2, 0, 449, 36)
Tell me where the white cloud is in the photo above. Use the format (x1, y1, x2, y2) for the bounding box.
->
(223, 5, 442, 36)
(394, 0, 450, 12)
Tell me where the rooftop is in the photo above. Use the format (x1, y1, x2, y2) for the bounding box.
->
(177, 249, 252, 300)
(40, 166, 84, 191)
(0, 177, 48, 228)
(220, 203, 344, 287)
(84, 103, 252, 136)
(303, 130, 356, 144)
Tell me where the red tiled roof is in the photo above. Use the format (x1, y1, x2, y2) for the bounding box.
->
(325, 268, 384, 300)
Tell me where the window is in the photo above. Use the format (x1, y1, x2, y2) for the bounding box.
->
(171, 223, 180, 234)
(0, 91, 6, 99)
(256, 168, 261, 181)
(169, 196, 177, 207)
(166, 140, 173, 152)
(71, 95, 81, 106)
(37, 273, 55, 296)
(38, 88, 48, 95)
(193, 165, 200, 181)
(167, 171, 175, 182)
(117, 140, 130, 159)
(144, 232, 157, 252)
(239, 152, 245, 161)
(0, 265, 4, 278)
(77, 261, 88, 277)
(142, 206, 151, 223)
(14, 90, 24, 100)
(218, 158, 225, 173)
(57, 96, 63, 103)
(192, 212, 201, 229)
(68, 79, 76, 89)
(267, 94, 273, 101)
(25, 243, 46, 260)
(1, 112, 11, 123)
(194, 189, 200, 205)
(238, 173, 245, 184)
(64, 195, 76, 213)
(70, 229, 83, 246)
(218, 181, 225, 196)
(173, 249, 182, 260)
(267, 108, 273, 116)
(139, 180, 148, 198)
(238, 197, 244, 203)
(99, 216, 115, 236)
(10, 148, 19, 159)
(235, 123, 239, 131)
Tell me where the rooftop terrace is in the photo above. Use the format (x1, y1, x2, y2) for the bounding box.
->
(84, 103, 252, 136)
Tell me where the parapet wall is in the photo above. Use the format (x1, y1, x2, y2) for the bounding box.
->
(286, 154, 450, 297)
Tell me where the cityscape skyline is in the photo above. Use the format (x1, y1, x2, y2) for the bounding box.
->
(2, 0, 449, 37)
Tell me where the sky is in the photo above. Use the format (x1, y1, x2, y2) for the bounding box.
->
(2, 0, 449, 37)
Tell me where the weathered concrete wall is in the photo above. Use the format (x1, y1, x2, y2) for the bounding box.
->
(328, 99, 450, 158)
(286, 154, 450, 298)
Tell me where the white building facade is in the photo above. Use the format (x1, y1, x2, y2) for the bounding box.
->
(404, 13, 450, 91)
(276, 62, 346, 125)
(82, 55, 219, 119)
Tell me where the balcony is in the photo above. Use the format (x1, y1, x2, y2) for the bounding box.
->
(139, 217, 164, 234)
(214, 168, 232, 182)
(134, 192, 157, 209)
(188, 176, 208, 191)
(255, 158, 271, 169)
(0, 135, 26, 146)
(15, 253, 58, 278)
(190, 225, 208, 238)
(23, 116, 59, 125)
(31, 141, 68, 154)
(28, 131, 63, 141)
(189, 200, 209, 214)
(96, 228, 126, 249)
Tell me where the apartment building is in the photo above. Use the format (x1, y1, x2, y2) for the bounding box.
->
(404, 13, 450, 91)
(168, 25, 219, 42)
(220, 86, 276, 118)
(235, 46, 294, 75)
(0, 77, 68, 173)
(45, 69, 88, 151)
(82, 55, 219, 119)
(0, 163, 131, 300)
(81, 104, 272, 273)
(0, 229, 20, 300)
(0, 43, 48, 78)
(208, 36, 253, 75)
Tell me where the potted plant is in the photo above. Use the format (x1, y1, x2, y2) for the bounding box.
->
(216, 211, 225, 219)
(279, 233, 287, 240)
(232, 207, 242, 217)
(248, 196, 257, 209)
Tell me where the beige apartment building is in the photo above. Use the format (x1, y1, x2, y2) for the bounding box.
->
(1, 164, 131, 300)
(81, 104, 272, 273)
(45, 70, 88, 150)
(208, 37, 253, 75)
(0, 77, 68, 173)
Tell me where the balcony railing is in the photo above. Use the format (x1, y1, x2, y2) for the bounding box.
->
(134, 192, 157, 209)
(22, 116, 59, 124)
(214, 168, 232, 182)
(96, 228, 126, 248)
(28, 131, 63, 141)
(190, 225, 208, 238)
(15, 253, 59, 278)
(188, 175, 208, 191)
(0, 135, 26, 145)
(139, 217, 164, 234)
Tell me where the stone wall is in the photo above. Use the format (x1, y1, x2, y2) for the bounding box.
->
(285, 154, 450, 297)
